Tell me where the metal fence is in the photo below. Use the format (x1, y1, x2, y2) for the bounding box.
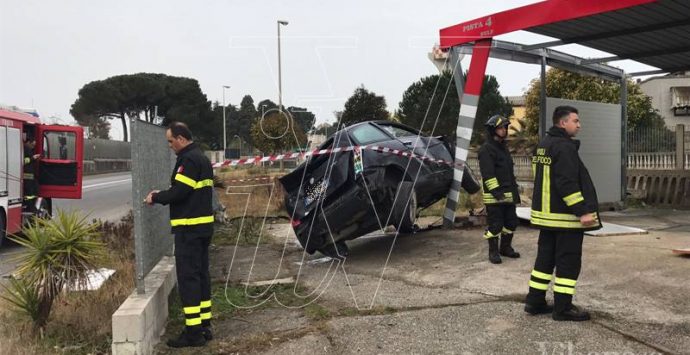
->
(131, 120, 176, 294)
(466, 153, 533, 182)
(627, 125, 676, 153)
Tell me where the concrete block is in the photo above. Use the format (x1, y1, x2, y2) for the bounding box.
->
(111, 256, 176, 355)
(111, 310, 145, 343)
(112, 341, 137, 355)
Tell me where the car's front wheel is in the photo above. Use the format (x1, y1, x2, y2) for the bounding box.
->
(394, 181, 417, 233)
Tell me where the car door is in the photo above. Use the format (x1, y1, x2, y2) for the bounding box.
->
(35, 124, 84, 199)
(374, 123, 444, 198)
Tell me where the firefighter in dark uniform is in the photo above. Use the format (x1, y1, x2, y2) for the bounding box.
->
(23, 135, 40, 213)
(524, 105, 601, 321)
(478, 115, 521, 264)
(146, 122, 214, 348)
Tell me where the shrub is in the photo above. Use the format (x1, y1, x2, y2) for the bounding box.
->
(1, 210, 105, 331)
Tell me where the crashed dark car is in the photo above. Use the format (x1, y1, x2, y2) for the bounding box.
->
(279, 121, 480, 258)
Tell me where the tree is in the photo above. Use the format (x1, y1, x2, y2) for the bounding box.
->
(71, 73, 212, 142)
(397, 71, 513, 143)
(200, 102, 238, 151)
(257, 99, 278, 114)
(77, 114, 111, 139)
(236, 95, 259, 147)
(523, 68, 664, 136)
(251, 111, 307, 155)
(287, 106, 316, 133)
(255, 100, 314, 138)
(340, 86, 389, 126)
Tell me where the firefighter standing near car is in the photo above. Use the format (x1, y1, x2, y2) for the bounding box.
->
(23, 135, 40, 213)
(145, 122, 214, 348)
(478, 115, 521, 264)
(524, 105, 601, 321)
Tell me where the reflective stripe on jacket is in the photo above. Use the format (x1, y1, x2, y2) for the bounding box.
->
(153, 143, 214, 234)
(530, 126, 601, 231)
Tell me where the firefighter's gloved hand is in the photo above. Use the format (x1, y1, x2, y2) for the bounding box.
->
(491, 190, 505, 201)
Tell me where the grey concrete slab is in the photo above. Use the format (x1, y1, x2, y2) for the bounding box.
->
(172, 207, 690, 354)
(327, 303, 663, 355)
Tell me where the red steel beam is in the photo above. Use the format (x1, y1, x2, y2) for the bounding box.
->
(439, 0, 657, 49)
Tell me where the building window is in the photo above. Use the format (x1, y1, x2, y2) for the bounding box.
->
(672, 86, 690, 116)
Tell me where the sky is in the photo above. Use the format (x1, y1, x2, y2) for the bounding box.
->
(0, 0, 658, 140)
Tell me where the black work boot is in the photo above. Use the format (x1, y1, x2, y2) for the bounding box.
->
(499, 233, 520, 258)
(201, 327, 213, 341)
(201, 319, 213, 340)
(166, 328, 206, 348)
(488, 237, 502, 264)
(524, 302, 554, 315)
(552, 304, 591, 321)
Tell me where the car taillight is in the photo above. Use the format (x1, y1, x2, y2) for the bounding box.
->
(291, 219, 301, 227)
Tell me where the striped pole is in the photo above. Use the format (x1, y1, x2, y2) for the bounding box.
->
(443, 38, 493, 227)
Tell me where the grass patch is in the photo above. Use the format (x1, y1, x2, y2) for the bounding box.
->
(217, 183, 287, 220)
(167, 282, 328, 329)
(215, 167, 289, 220)
(337, 305, 397, 317)
(213, 217, 267, 246)
(218, 166, 285, 177)
(304, 303, 332, 321)
(624, 198, 647, 208)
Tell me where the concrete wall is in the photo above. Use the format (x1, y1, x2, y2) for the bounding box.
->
(83, 159, 131, 175)
(112, 257, 176, 355)
(84, 138, 132, 175)
(627, 169, 690, 208)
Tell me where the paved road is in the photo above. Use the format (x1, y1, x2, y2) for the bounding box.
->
(54, 171, 133, 222)
(1, 171, 133, 280)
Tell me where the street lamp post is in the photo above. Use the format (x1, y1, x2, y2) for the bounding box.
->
(222, 85, 230, 157)
(277, 20, 289, 112)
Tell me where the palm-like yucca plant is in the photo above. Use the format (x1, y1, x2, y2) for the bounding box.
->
(1, 277, 41, 322)
(1, 210, 106, 331)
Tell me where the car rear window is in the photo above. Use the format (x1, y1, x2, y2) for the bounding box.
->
(379, 124, 419, 138)
(350, 124, 390, 145)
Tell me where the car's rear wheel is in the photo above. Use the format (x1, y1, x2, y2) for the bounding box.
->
(394, 181, 417, 233)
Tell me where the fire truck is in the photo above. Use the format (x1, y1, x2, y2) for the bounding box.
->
(0, 107, 84, 246)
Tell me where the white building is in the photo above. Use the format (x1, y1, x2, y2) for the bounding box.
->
(639, 71, 690, 130)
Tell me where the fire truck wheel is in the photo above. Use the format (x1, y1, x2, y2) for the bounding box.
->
(0, 212, 6, 247)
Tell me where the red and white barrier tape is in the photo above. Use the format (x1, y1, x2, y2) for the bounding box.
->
(226, 176, 273, 183)
(212, 145, 455, 168)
